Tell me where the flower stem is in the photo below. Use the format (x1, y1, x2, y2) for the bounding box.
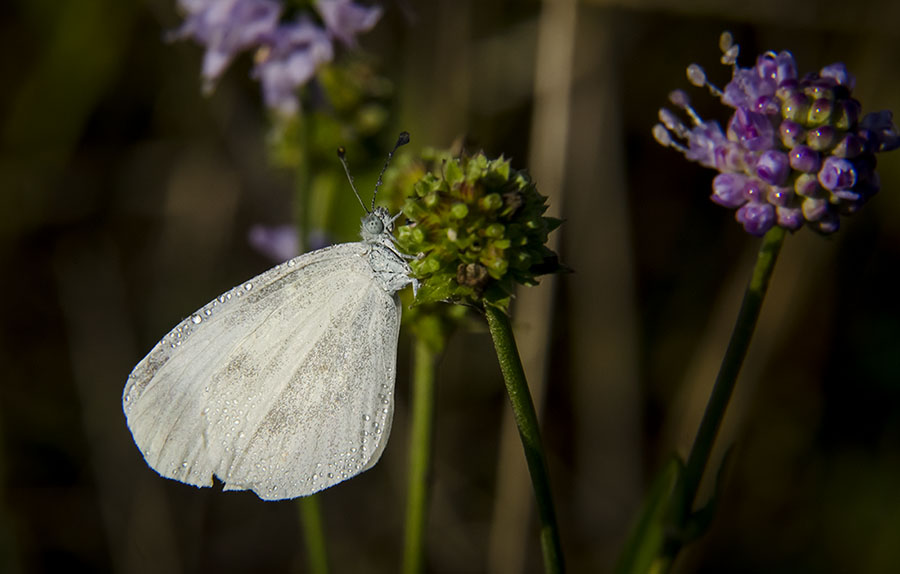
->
(403, 336, 438, 574)
(485, 304, 565, 574)
(298, 495, 329, 574)
(668, 225, 786, 562)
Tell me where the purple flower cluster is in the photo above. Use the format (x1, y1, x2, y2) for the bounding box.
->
(653, 32, 899, 235)
(171, 0, 382, 115)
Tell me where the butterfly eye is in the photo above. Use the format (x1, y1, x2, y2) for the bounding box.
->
(364, 216, 384, 235)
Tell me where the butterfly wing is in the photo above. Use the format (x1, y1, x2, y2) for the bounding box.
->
(123, 242, 401, 500)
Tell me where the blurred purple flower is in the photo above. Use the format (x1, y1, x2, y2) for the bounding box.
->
(248, 224, 299, 261)
(248, 225, 334, 261)
(253, 19, 334, 115)
(171, 0, 282, 90)
(653, 31, 899, 236)
(170, 0, 383, 114)
(316, 0, 383, 47)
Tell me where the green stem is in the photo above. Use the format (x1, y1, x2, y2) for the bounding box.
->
(294, 119, 311, 254)
(667, 226, 786, 562)
(298, 495, 329, 574)
(402, 336, 438, 574)
(485, 304, 565, 574)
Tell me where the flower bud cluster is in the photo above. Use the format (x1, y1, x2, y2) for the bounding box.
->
(653, 32, 898, 235)
(395, 151, 561, 309)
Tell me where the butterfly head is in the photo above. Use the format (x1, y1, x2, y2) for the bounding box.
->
(360, 206, 393, 241)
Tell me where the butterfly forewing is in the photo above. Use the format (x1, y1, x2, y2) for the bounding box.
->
(123, 242, 402, 500)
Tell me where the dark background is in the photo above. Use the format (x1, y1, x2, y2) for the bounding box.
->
(2, 0, 900, 572)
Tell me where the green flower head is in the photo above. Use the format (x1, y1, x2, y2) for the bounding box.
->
(394, 149, 562, 311)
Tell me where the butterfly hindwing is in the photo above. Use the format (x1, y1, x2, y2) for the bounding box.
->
(123, 242, 402, 500)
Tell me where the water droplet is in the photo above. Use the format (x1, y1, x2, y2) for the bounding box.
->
(244, 282, 253, 291)
(191, 315, 202, 324)
(363, 414, 370, 421)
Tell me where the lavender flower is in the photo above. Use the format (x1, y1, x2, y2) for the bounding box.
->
(171, 0, 282, 90)
(170, 0, 383, 114)
(248, 224, 332, 261)
(316, 0, 383, 47)
(253, 19, 334, 115)
(247, 224, 300, 261)
(653, 32, 899, 235)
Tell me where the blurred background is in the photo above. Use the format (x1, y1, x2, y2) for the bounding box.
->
(3, 0, 900, 572)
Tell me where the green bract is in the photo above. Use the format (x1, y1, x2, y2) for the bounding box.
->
(396, 151, 562, 310)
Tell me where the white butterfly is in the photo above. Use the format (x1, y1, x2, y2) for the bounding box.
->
(123, 135, 417, 500)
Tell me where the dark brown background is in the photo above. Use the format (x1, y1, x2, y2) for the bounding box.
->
(2, 0, 900, 572)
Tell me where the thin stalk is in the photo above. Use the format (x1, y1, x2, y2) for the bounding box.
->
(667, 226, 786, 562)
(294, 121, 311, 254)
(298, 495, 329, 574)
(293, 125, 327, 574)
(485, 304, 565, 574)
(402, 336, 438, 574)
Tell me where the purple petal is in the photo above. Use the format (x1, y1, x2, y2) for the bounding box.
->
(742, 177, 765, 203)
(774, 51, 797, 85)
(776, 206, 804, 230)
(253, 19, 334, 114)
(819, 63, 856, 90)
(727, 107, 775, 151)
(818, 156, 857, 191)
(767, 186, 794, 207)
(685, 122, 726, 169)
(711, 173, 748, 207)
(172, 0, 282, 87)
(756, 150, 790, 185)
(248, 224, 300, 261)
(723, 67, 775, 110)
(788, 145, 820, 173)
(316, 0, 382, 47)
(735, 202, 775, 236)
(860, 110, 900, 152)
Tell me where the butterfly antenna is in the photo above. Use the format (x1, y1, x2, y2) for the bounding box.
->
(337, 146, 369, 214)
(372, 131, 411, 210)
